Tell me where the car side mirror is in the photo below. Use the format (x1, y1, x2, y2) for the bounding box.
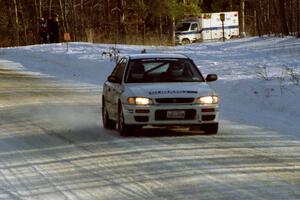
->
(107, 75, 121, 83)
(206, 74, 218, 82)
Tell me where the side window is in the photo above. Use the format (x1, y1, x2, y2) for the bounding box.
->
(111, 58, 127, 81)
(191, 23, 198, 31)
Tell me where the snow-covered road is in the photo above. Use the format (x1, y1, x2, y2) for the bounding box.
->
(1, 62, 299, 199)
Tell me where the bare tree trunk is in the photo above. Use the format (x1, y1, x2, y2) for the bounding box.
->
(278, 0, 289, 35)
(13, 0, 20, 46)
(118, 0, 126, 43)
(159, 14, 163, 40)
(39, 0, 42, 18)
(289, 0, 293, 35)
(58, 0, 67, 32)
(64, 0, 69, 32)
(106, 0, 111, 41)
(80, 0, 84, 41)
(70, 0, 77, 41)
(261, 0, 265, 35)
(272, 0, 280, 35)
(240, 0, 246, 37)
(296, 0, 300, 37)
(34, 0, 40, 43)
(49, 0, 52, 17)
(4, 1, 14, 46)
(172, 16, 175, 46)
(256, 1, 262, 37)
(265, 0, 270, 35)
(18, 0, 28, 45)
(142, 19, 146, 45)
(268, 0, 272, 35)
(254, 10, 257, 36)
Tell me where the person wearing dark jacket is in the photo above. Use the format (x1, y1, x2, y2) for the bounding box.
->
(47, 14, 59, 43)
(39, 18, 48, 43)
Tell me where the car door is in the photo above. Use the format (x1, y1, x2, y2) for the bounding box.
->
(190, 22, 201, 42)
(105, 58, 127, 121)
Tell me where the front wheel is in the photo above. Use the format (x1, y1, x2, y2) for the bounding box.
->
(182, 38, 191, 45)
(118, 104, 137, 137)
(102, 102, 115, 129)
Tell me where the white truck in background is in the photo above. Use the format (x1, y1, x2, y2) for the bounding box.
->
(176, 11, 239, 44)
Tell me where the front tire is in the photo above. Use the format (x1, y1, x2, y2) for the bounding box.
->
(118, 104, 135, 137)
(102, 101, 115, 129)
(182, 38, 191, 45)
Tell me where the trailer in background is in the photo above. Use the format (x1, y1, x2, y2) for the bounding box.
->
(176, 11, 239, 45)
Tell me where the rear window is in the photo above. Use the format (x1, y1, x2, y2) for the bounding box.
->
(125, 58, 204, 83)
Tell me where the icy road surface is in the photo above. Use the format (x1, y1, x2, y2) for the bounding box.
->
(0, 64, 300, 200)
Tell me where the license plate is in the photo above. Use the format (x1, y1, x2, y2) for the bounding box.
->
(166, 110, 185, 119)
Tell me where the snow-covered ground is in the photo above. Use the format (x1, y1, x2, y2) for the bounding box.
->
(1, 37, 300, 200)
(0, 36, 300, 138)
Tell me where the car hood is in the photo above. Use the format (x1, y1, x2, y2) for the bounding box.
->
(124, 82, 215, 99)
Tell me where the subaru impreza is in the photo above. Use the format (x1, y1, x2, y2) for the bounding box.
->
(102, 54, 219, 136)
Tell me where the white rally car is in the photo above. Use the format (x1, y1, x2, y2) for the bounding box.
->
(102, 53, 219, 136)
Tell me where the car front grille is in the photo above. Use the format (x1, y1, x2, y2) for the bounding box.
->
(155, 98, 194, 104)
(155, 109, 196, 120)
(202, 115, 216, 121)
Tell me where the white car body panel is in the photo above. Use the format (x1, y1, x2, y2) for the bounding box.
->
(102, 53, 219, 130)
(123, 82, 214, 99)
(119, 82, 219, 125)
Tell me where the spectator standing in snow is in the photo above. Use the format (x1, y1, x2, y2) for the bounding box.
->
(47, 14, 59, 43)
(52, 14, 60, 43)
(47, 16, 54, 43)
(39, 18, 48, 43)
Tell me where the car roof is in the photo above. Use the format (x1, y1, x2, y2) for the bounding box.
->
(128, 53, 189, 60)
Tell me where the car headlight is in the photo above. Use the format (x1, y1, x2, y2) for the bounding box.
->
(196, 96, 219, 104)
(127, 97, 153, 105)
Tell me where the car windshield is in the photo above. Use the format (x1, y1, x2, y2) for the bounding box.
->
(176, 23, 191, 31)
(125, 58, 204, 83)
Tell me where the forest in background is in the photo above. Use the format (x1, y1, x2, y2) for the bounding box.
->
(0, 0, 299, 47)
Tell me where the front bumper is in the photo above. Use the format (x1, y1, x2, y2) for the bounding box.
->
(122, 103, 219, 126)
